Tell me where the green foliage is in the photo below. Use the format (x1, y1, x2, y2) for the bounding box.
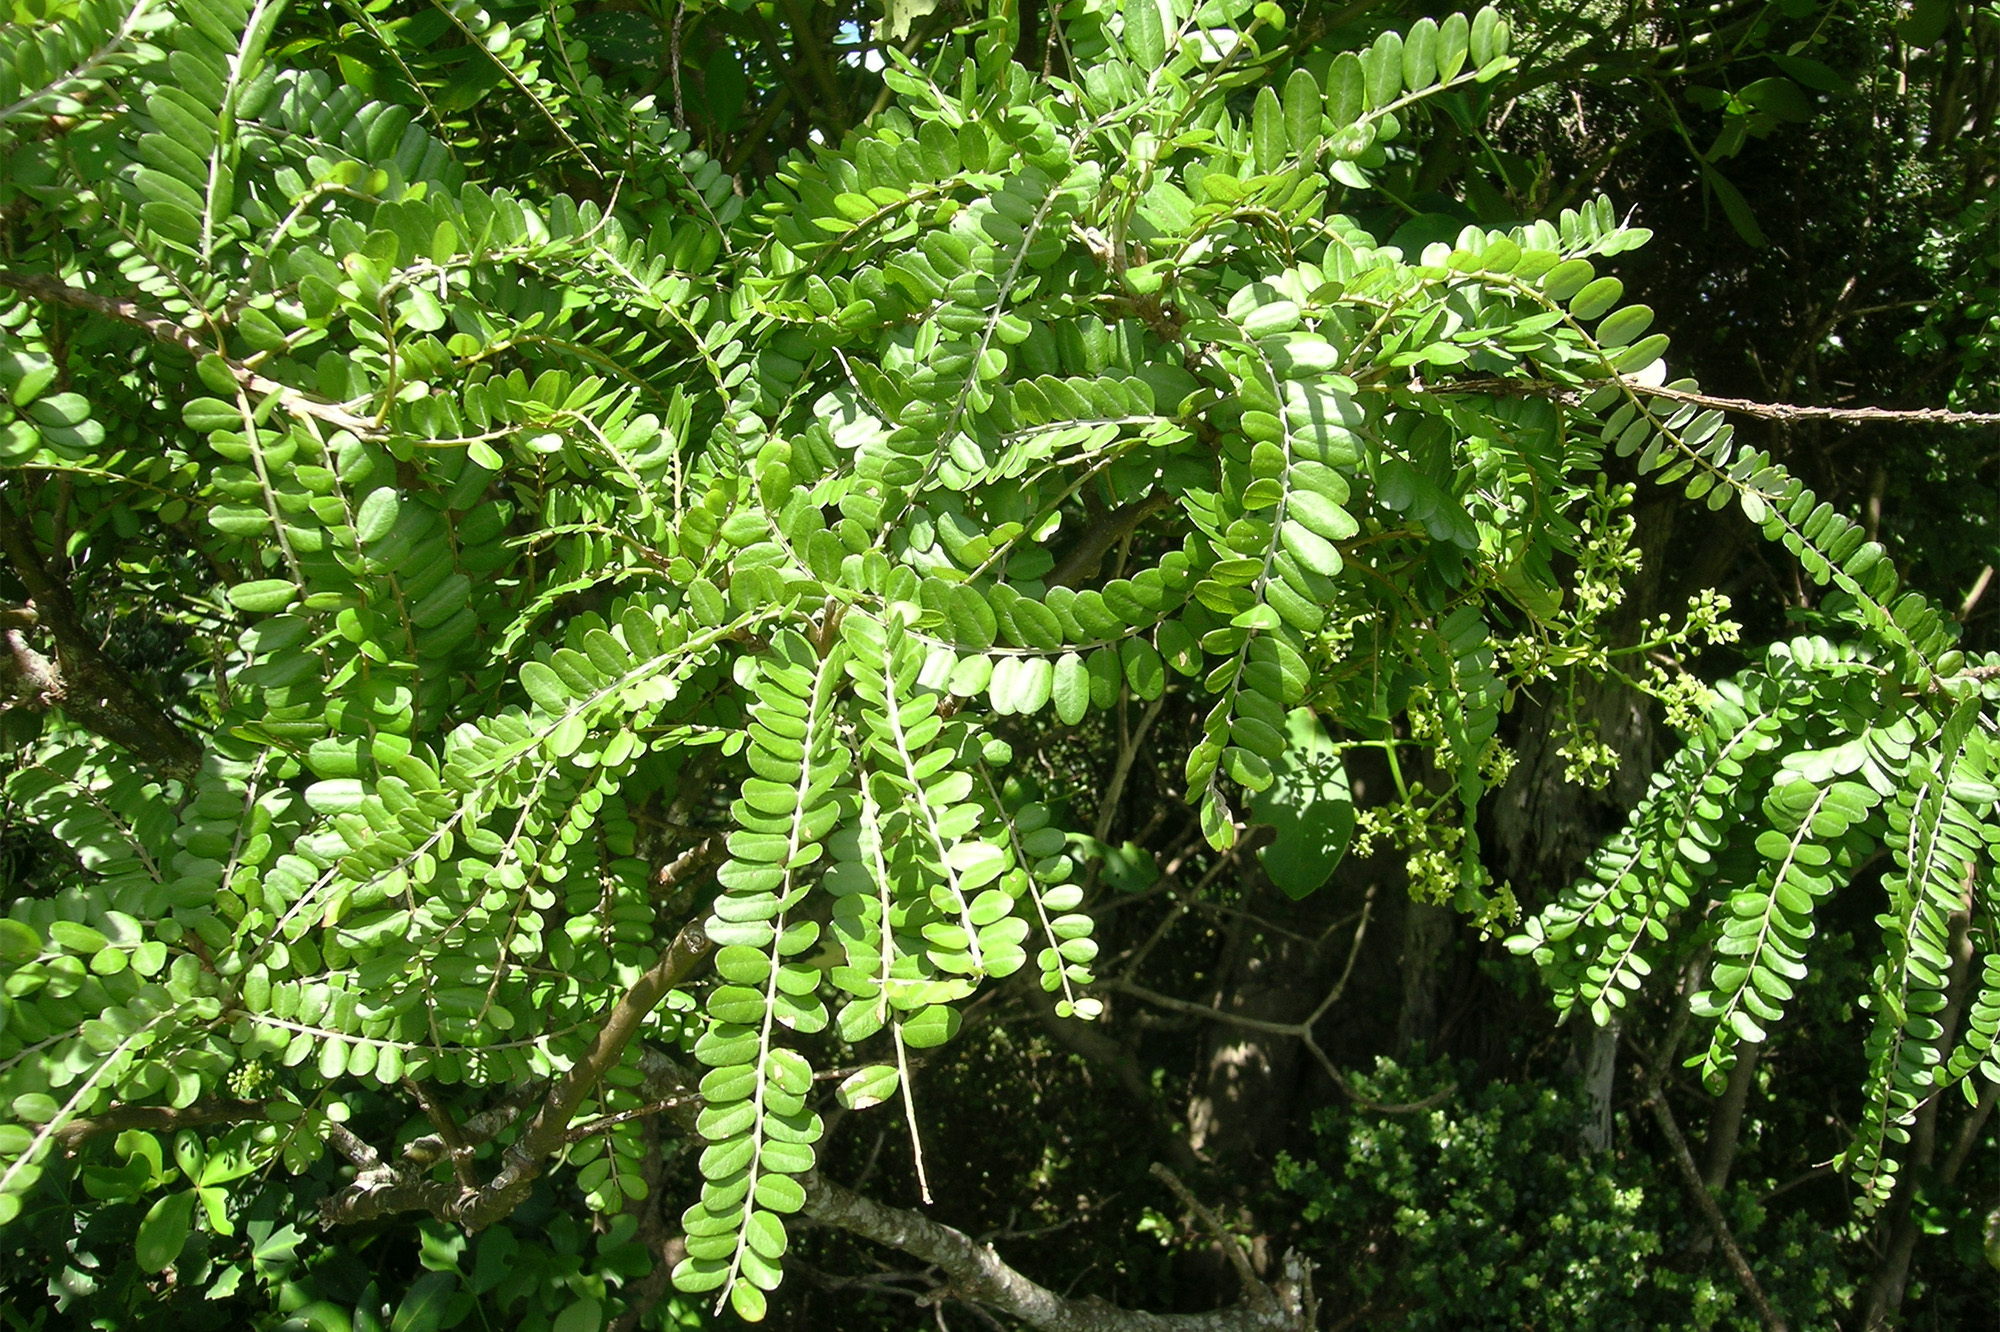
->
(1516, 631, 2000, 1209)
(1, 0, 1995, 1322)
(1274, 1059, 1854, 1330)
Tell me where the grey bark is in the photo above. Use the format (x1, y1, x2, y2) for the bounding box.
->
(1578, 1017, 1620, 1155)
(801, 1171, 1312, 1332)
(1703, 1042, 1762, 1191)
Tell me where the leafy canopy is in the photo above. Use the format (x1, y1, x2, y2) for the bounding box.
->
(0, 0, 1996, 1322)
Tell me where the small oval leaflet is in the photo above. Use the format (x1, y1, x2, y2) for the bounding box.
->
(834, 1064, 901, 1110)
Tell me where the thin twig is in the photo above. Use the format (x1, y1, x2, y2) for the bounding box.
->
(1149, 1163, 1270, 1309)
(561, 1093, 703, 1144)
(0, 269, 382, 437)
(1435, 373, 2000, 425)
(1092, 690, 1167, 845)
(1631, 956, 1785, 1332)
(1958, 564, 1993, 621)
(1116, 893, 1446, 1115)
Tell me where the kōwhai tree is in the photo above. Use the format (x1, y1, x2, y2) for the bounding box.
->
(0, 0, 1995, 1325)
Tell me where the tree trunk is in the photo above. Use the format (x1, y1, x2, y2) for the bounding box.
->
(1394, 901, 1452, 1058)
(1579, 1017, 1620, 1154)
(1185, 879, 1317, 1170)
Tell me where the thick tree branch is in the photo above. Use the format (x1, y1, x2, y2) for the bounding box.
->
(0, 268, 382, 438)
(800, 1171, 1310, 1332)
(1048, 491, 1173, 589)
(0, 506, 204, 779)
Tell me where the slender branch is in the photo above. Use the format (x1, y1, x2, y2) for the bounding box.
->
(471, 1049, 1307, 1330)
(1937, 1078, 1999, 1184)
(1114, 894, 1449, 1116)
(1021, 972, 1208, 1177)
(0, 268, 382, 438)
(319, 923, 713, 1229)
(1631, 959, 1784, 1332)
(1149, 1164, 1269, 1310)
(1702, 1042, 1761, 1191)
(1048, 491, 1173, 590)
(774, 0, 848, 135)
(1092, 690, 1167, 845)
(325, 1122, 385, 1170)
(1434, 373, 2000, 425)
(561, 1092, 702, 1144)
(1958, 565, 1993, 622)
(395, 1081, 547, 1171)
(52, 1097, 267, 1151)
(1642, 1086, 1788, 1332)
(1758, 1163, 1837, 1204)
(405, 1079, 479, 1189)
